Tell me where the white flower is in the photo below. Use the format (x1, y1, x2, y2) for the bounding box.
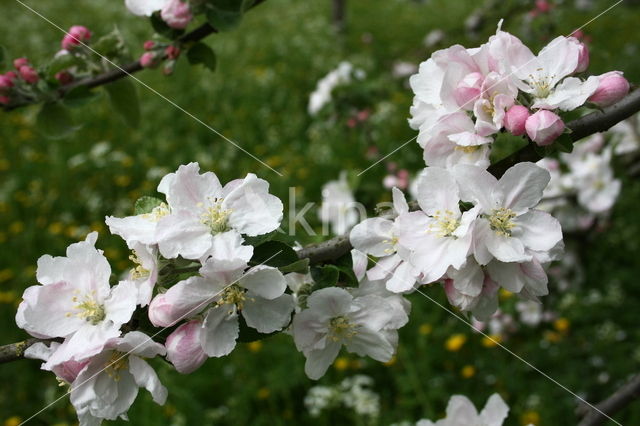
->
(418, 393, 510, 426)
(127, 242, 159, 307)
(516, 300, 544, 326)
(350, 188, 420, 292)
(444, 262, 500, 321)
(16, 233, 137, 367)
(453, 162, 563, 264)
(308, 62, 363, 115)
(319, 172, 360, 235)
(125, 0, 168, 16)
(396, 167, 478, 284)
(69, 332, 167, 426)
(149, 256, 294, 357)
(292, 287, 407, 380)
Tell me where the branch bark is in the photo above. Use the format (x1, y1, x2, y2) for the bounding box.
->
(578, 374, 640, 426)
(0, 338, 54, 364)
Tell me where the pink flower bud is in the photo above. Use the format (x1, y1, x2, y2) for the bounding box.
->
(0, 74, 14, 91)
(160, 0, 193, 29)
(453, 72, 483, 109)
(13, 57, 29, 69)
(347, 117, 357, 128)
(0, 96, 9, 105)
(165, 45, 181, 60)
(535, 0, 552, 13)
(140, 52, 160, 68)
(4, 71, 17, 81)
(525, 110, 565, 146)
(504, 105, 531, 136)
(588, 71, 630, 107)
(568, 37, 589, 73)
(165, 320, 207, 374)
(19, 65, 39, 84)
(61, 25, 91, 50)
(143, 40, 156, 51)
(55, 71, 74, 85)
(356, 109, 370, 122)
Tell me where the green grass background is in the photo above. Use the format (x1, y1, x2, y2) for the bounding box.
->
(0, 0, 639, 424)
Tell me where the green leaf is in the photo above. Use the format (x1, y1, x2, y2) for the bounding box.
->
(490, 132, 528, 164)
(36, 102, 78, 140)
(105, 78, 140, 128)
(150, 12, 185, 40)
(134, 196, 164, 215)
(310, 264, 340, 289)
(62, 85, 101, 108)
(554, 133, 574, 153)
(205, 3, 243, 31)
(93, 28, 126, 58)
(278, 258, 310, 274)
(243, 230, 277, 246)
(251, 241, 299, 268)
(237, 315, 282, 343)
(186, 43, 217, 71)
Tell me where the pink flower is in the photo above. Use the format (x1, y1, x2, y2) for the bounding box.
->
(504, 105, 530, 136)
(4, 71, 17, 81)
(588, 71, 630, 107)
(160, 0, 193, 29)
(140, 52, 159, 68)
(61, 25, 92, 50)
(143, 40, 156, 51)
(165, 320, 208, 374)
(165, 45, 180, 60)
(535, 0, 552, 13)
(453, 72, 484, 109)
(13, 57, 29, 69)
(0, 75, 14, 91)
(19, 65, 39, 84)
(55, 71, 74, 85)
(347, 117, 357, 128)
(568, 37, 589, 73)
(525, 110, 564, 146)
(356, 109, 370, 122)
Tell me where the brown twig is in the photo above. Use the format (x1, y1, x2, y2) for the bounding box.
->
(578, 374, 640, 426)
(0, 338, 55, 364)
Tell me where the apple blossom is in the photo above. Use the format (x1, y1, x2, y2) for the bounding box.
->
(453, 162, 563, 264)
(165, 45, 181, 60)
(503, 105, 530, 136)
(525, 110, 564, 146)
(308, 61, 364, 115)
(588, 71, 630, 107)
(55, 70, 74, 85)
(125, 0, 169, 16)
(62, 25, 92, 50)
(143, 40, 156, 50)
(19, 65, 39, 84)
(140, 51, 160, 68)
(319, 172, 360, 235)
(418, 393, 511, 426)
(165, 320, 208, 374)
(570, 37, 590, 73)
(13, 57, 28, 69)
(161, 0, 193, 29)
(292, 287, 407, 380)
(16, 233, 138, 367)
(0, 74, 13, 91)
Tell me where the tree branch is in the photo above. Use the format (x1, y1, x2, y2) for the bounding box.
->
(578, 374, 640, 426)
(0, 338, 55, 364)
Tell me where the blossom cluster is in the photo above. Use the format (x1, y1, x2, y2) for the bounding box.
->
(308, 61, 366, 115)
(304, 375, 380, 419)
(408, 21, 629, 169)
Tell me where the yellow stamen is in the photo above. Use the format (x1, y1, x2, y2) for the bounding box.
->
(488, 207, 516, 237)
(328, 316, 358, 342)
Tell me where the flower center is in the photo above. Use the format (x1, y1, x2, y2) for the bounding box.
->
(454, 145, 482, 154)
(529, 70, 555, 98)
(428, 210, 460, 237)
(488, 207, 516, 237)
(141, 203, 170, 222)
(68, 291, 105, 325)
(105, 351, 129, 381)
(199, 198, 232, 234)
(382, 236, 398, 254)
(129, 251, 149, 280)
(218, 284, 250, 310)
(328, 315, 358, 342)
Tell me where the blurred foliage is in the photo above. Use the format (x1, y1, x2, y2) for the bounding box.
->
(0, 0, 639, 425)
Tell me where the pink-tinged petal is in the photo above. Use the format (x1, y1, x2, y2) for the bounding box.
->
(349, 217, 395, 257)
(452, 164, 498, 212)
(224, 173, 283, 236)
(451, 260, 484, 297)
(415, 167, 460, 215)
(240, 265, 286, 300)
(242, 294, 294, 333)
(306, 287, 353, 317)
(45, 322, 121, 368)
(156, 210, 212, 260)
(128, 355, 168, 405)
(520, 258, 549, 296)
(158, 162, 222, 211)
(304, 341, 341, 380)
(114, 331, 167, 358)
(486, 261, 525, 293)
(497, 162, 550, 213)
(104, 280, 137, 327)
(480, 394, 510, 426)
(201, 307, 239, 357)
(148, 276, 216, 327)
(471, 278, 499, 321)
(17, 282, 85, 338)
(345, 327, 394, 362)
(165, 320, 207, 374)
(351, 249, 369, 281)
(515, 210, 562, 251)
(367, 253, 402, 281)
